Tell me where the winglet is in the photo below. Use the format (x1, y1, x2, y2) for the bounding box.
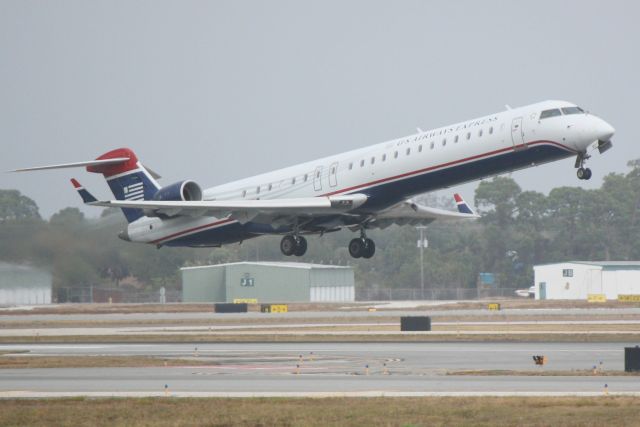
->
(454, 193, 476, 215)
(71, 179, 97, 203)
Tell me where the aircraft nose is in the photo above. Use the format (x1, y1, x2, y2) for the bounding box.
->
(118, 229, 130, 242)
(595, 118, 615, 142)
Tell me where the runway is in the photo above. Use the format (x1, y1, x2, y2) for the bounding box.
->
(1, 342, 638, 397)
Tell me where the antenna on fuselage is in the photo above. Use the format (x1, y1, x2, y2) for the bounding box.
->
(505, 104, 512, 110)
(416, 127, 424, 133)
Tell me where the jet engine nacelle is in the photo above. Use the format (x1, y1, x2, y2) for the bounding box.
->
(153, 180, 203, 202)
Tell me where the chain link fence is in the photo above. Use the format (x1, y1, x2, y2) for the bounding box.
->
(56, 287, 181, 304)
(356, 287, 519, 301)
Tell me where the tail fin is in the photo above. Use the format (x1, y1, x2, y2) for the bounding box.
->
(86, 148, 160, 223)
(454, 193, 475, 215)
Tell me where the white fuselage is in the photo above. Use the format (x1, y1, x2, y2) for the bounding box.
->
(128, 100, 615, 246)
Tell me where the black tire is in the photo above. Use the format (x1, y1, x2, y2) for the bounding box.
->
(294, 236, 307, 256)
(577, 168, 585, 180)
(362, 238, 376, 259)
(348, 238, 365, 258)
(583, 168, 592, 180)
(280, 235, 297, 256)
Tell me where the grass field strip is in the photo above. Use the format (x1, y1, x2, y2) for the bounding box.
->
(2, 391, 640, 398)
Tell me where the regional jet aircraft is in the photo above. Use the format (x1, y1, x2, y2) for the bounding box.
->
(14, 100, 615, 258)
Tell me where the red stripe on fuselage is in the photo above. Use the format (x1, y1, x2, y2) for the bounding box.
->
(151, 140, 574, 244)
(151, 218, 236, 244)
(321, 140, 575, 197)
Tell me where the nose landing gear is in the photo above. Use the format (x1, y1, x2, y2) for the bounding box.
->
(575, 152, 592, 180)
(577, 167, 592, 180)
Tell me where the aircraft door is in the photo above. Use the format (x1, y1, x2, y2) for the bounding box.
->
(510, 117, 527, 149)
(313, 166, 323, 191)
(329, 162, 338, 187)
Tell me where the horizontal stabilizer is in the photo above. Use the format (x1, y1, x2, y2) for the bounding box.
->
(10, 157, 130, 173)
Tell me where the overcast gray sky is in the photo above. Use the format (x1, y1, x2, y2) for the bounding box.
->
(1, 0, 638, 218)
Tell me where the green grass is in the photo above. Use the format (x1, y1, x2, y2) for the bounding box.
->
(0, 397, 639, 426)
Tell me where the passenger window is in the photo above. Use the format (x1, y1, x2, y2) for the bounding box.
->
(418, 144, 422, 152)
(316, 171, 320, 178)
(442, 138, 446, 146)
(360, 159, 365, 167)
(466, 132, 471, 140)
(268, 183, 273, 191)
(454, 135, 459, 143)
(304, 174, 308, 182)
(370, 157, 375, 165)
(478, 129, 483, 137)
(406, 148, 410, 155)
(291, 177, 295, 185)
(242, 190, 247, 198)
(394, 151, 398, 158)
(430, 141, 434, 149)
(489, 127, 493, 135)
(382, 153, 387, 161)
(256, 186, 260, 194)
(349, 162, 353, 170)
(540, 109, 562, 119)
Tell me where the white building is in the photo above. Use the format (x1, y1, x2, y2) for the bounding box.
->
(533, 261, 640, 300)
(0, 263, 52, 305)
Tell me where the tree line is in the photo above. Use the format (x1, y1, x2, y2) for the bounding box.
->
(2, 160, 639, 294)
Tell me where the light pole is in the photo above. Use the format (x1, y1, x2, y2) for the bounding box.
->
(416, 226, 427, 299)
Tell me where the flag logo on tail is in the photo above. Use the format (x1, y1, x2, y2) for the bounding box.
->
(123, 182, 144, 200)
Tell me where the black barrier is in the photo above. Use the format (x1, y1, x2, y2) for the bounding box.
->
(400, 316, 431, 331)
(214, 303, 248, 313)
(625, 346, 640, 372)
(260, 304, 271, 313)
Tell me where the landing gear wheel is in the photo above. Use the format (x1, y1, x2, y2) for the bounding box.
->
(280, 235, 297, 256)
(348, 238, 366, 258)
(293, 236, 307, 256)
(362, 238, 376, 259)
(577, 167, 592, 180)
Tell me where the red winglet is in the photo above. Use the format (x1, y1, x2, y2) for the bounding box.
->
(454, 193, 463, 203)
(71, 178, 82, 189)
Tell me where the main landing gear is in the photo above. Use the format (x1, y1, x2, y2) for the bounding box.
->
(348, 230, 376, 259)
(280, 235, 307, 257)
(575, 152, 592, 180)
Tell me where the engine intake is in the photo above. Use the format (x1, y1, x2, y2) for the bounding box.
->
(153, 180, 202, 202)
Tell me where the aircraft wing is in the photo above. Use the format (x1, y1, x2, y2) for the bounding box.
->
(85, 194, 369, 222)
(369, 194, 479, 229)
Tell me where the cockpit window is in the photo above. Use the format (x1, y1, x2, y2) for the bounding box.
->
(561, 106, 584, 115)
(540, 109, 562, 119)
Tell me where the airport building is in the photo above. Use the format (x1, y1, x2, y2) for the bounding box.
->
(181, 261, 355, 303)
(533, 261, 640, 301)
(0, 263, 52, 305)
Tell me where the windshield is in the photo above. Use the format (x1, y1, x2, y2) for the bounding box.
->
(540, 109, 562, 119)
(561, 106, 585, 115)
